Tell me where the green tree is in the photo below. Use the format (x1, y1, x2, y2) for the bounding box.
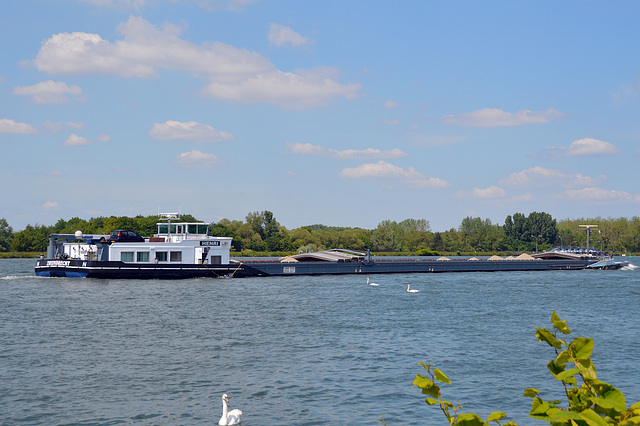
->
(372, 220, 401, 252)
(0, 218, 13, 252)
(11, 224, 50, 252)
(525, 211, 557, 249)
(398, 218, 431, 251)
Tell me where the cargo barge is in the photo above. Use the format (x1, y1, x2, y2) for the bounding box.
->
(238, 249, 598, 277)
(35, 215, 606, 278)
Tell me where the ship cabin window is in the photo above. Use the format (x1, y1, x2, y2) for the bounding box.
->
(185, 224, 208, 235)
(121, 252, 134, 262)
(170, 251, 182, 262)
(210, 255, 222, 265)
(156, 251, 167, 262)
(158, 224, 168, 234)
(137, 251, 150, 262)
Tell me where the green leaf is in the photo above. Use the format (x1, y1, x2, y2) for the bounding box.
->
(530, 397, 551, 415)
(454, 413, 487, 426)
(548, 360, 565, 376)
(425, 397, 440, 405)
(552, 310, 560, 322)
(570, 337, 594, 359)
(536, 327, 561, 349)
(551, 410, 583, 421)
(556, 350, 573, 365)
(578, 408, 609, 426)
(576, 358, 597, 380)
(630, 401, 640, 410)
(413, 374, 440, 398)
(553, 319, 571, 334)
(524, 388, 539, 398)
(417, 362, 433, 371)
(619, 416, 640, 425)
(555, 368, 580, 381)
(487, 411, 506, 421)
(599, 387, 626, 412)
(435, 368, 451, 384)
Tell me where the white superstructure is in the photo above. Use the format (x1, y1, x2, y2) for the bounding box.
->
(48, 213, 232, 266)
(108, 221, 232, 265)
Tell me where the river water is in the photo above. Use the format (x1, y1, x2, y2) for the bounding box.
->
(1, 258, 639, 425)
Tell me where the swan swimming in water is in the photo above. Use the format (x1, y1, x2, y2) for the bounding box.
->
(366, 277, 380, 286)
(406, 284, 419, 293)
(219, 394, 242, 425)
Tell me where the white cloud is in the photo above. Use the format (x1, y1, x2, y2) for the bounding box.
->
(63, 133, 91, 146)
(176, 150, 219, 168)
(201, 67, 361, 109)
(500, 166, 604, 189)
(78, 0, 147, 9)
(339, 160, 449, 188)
(13, 80, 82, 104)
(472, 186, 507, 199)
(285, 142, 407, 160)
(560, 187, 640, 203)
(66, 121, 85, 129)
(329, 147, 406, 160)
(285, 142, 325, 156)
(565, 138, 620, 156)
(442, 107, 564, 127)
(33, 16, 360, 109)
(150, 120, 234, 142)
(42, 121, 85, 133)
(34, 16, 272, 78)
(384, 100, 398, 109)
(42, 201, 60, 210)
(0, 118, 37, 134)
(268, 24, 314, 48)
(97, 133, 111, 142)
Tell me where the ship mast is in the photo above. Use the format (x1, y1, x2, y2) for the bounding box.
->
(578, 225, 598, 251)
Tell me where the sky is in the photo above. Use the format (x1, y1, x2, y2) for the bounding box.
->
(2, 0, 640, 232)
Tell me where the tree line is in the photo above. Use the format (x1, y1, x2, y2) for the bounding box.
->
(1, 212, 639, 254)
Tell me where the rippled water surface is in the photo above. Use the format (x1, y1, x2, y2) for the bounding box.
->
(1, 258, 639, 425)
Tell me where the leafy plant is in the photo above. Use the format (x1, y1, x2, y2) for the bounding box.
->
(412, 311, 640, 425)
(526, 310, 640, 425)
(412, 363, 515, 425)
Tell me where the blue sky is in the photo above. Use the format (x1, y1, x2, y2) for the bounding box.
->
(2, 0, 639, 232)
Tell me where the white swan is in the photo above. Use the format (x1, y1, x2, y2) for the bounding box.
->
(406, 284, 419, 293)
(366, 277, 380, 286)
(219, 393, 242, 425)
